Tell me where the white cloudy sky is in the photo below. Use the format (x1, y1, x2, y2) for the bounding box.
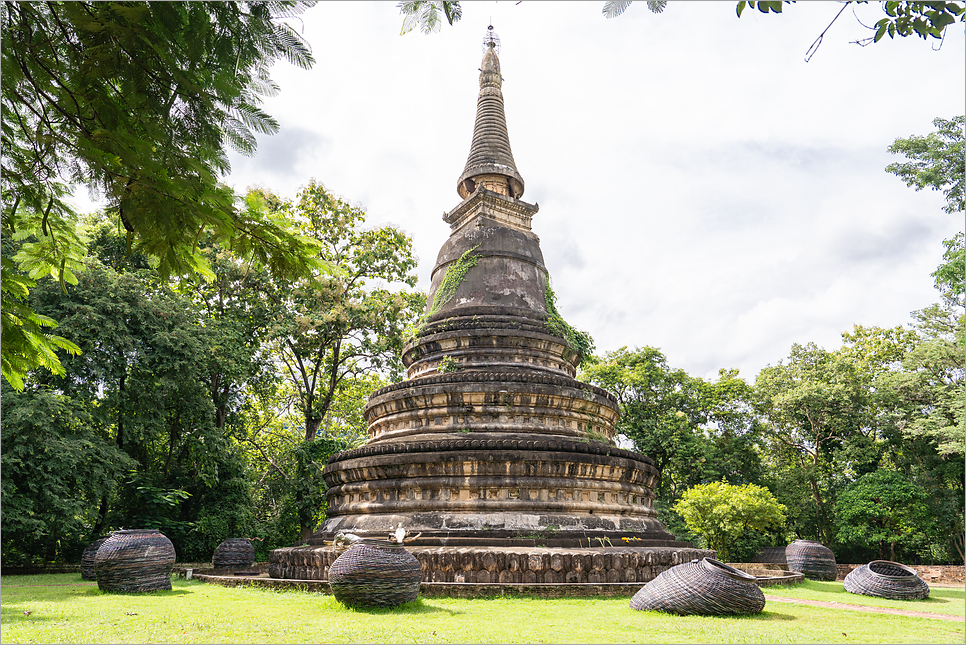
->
(219, 0, 964, 382)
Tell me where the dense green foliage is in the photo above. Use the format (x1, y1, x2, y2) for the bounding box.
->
(887, 116, 965, 216)
(250, 182, 422, 539)
(0, 185, 418, 564)
(674, 481, 787, 562)
(580, 299, 963, 565)
(1, 0, 323, 390)
(834, 470, 933, 562)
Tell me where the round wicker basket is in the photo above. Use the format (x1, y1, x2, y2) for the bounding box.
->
(844, 560, 929, 600)
(94, 529, 177, 593)
(328, 540, 422, 608)
(629, 558, 766, 615)
(785, 540, 837, 581)
(212, 538, 255, 569)
(80, 536, 110, 581)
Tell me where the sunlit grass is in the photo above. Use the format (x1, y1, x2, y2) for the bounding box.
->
(764, 579, 965, 615)
(1, 574, 962, 644)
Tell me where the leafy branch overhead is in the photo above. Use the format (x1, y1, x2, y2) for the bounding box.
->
(397, 1, 462, 35)
(1, 1, 324, 389)
(403, 1, 965, 54)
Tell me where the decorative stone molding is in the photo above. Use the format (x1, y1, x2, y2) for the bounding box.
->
(269, 545, 714, 585)
(445, 187, 538, 233)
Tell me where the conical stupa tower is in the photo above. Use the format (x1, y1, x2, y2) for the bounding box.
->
(270, 29, 709, 588)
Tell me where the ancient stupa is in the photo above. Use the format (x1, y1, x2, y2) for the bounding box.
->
(270, 28, 709, 588)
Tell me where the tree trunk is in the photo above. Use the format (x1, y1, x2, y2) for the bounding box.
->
(116, 371, 126, 450)
(91, 494, 110, 538)
(304, 415, 321, 442)
(301, 523, 314, 542)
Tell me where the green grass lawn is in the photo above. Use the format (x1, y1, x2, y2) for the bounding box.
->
(1, 574, 962, 644)
(764, 579, 965, 615)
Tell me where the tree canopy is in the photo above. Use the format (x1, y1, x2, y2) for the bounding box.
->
(673, 481, 786, 562)
(1, 1, 323, 390)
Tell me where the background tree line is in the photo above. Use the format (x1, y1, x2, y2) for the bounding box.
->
(1, 181, 422, 564)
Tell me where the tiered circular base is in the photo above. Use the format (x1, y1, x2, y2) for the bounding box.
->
(304, 368, 675, 547)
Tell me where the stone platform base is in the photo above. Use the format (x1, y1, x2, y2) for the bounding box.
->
(181, 571, 647, 598)
(269, 544, 713, 585)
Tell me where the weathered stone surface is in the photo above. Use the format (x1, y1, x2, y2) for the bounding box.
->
(269, 31, 704, 587)
(268, 545, 713, 586)
(457, 38, 525, 201)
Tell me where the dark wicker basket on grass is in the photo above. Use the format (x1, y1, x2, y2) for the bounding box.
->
(81, 536, 110, 581)
(212, 538, 255, 569)
(94, 529, 176, 593)
(844, 560, 929, 600)
(629, 558, 766, 616)
(785, 540, 837, 581)
(328, 540, 422, 608)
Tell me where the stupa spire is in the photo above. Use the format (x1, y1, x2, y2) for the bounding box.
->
(457, 26, 526, 200)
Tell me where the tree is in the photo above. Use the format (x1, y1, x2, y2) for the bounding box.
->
(262, 182, 423, 539)
(174, 236, 279, 433)
(736, 1, 966, 45)
(932, 232, 965, 308)
(673, 480, 786, 563)
(834, 470, 933, 562)
(23, 258, 256, 560)
(875, 304, 965, 562)
(755, 342, 874, 544)
(1, 1, 323, 390)
(236, 373, 383, 557)
(887, 116, 965, 308)
(582, 347, 709, 502)
(0, 382, 134, 564)
(581, 348, 766, 542)
(887, 116, 965, 216)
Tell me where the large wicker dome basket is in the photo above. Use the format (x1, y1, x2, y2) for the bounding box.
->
(94, 529, 177, 593)
(785, 540, 837, 581)
(212, 538, 255, 569)
(844, 560, 930, 600)
(629, 558, 766, 616)
(80, 536, 110, 581)
(328, 540, 422, 608)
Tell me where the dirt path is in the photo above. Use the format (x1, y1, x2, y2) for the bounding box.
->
(764, 595, 964, 622)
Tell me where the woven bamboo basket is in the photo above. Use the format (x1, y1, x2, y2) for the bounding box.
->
(212, 538, 255, 569)
(785, 540, 837, 581)
(629, 558, 766, 615)
(94, 529, 177, 593)
(80, 536, 110, 581)
(328, 540, 422, 608)
(844, 560, 929, 600)
(750, 546, 788, 565)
